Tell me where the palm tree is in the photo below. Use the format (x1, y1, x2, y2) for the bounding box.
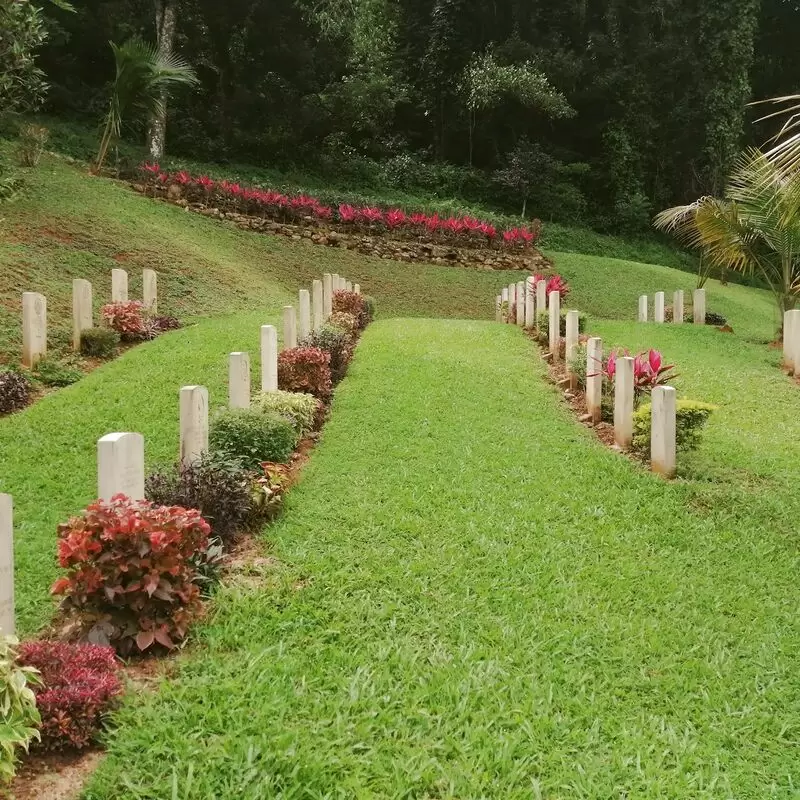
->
(95, 38, 198, 172)
(653, 148, 800, 321)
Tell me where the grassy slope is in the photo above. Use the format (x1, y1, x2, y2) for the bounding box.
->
(0, 159, 780, 634)
(85, 319, 800, 799)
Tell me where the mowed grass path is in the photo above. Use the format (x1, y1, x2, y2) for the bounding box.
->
(86, 319, 800, 799)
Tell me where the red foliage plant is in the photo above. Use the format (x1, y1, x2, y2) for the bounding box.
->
(602, 348, 677, 398)
(17, 641, 122, 751)
(532, 273, 570, 300)
(101, 301, 146, 339)
(138, 164, 542, 251)
(332, 290, 366, 323)
(277, 347, 332, 400)
(51, 496, 211, 655)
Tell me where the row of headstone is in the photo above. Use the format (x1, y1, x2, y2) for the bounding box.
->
(227, 273, 362, 410)
(586, 336, 676, 476)
(638, 289, 706, 324)
(492, 287, 678, 477)
(21, 269, 159, 367)
(495, 278, 552, 330)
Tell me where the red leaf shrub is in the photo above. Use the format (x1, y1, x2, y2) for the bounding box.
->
(332, 290, 366, 323)
(601, 348, 677, 400)
(277, 347, 332, 400)
(101, 301, 146, 340)
(51, 496, 211, 655)
(532, 273, 570, 300)
(17, 642, 122, 751)
(138, 165, 542, 251)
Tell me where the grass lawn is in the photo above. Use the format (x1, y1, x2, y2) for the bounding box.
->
(79, 318, 800, 798)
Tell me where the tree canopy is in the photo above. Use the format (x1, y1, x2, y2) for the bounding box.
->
(26, 0, 794, 230)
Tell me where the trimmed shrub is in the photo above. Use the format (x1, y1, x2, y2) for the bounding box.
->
(101, 301, 147, 341)
(332, 290, 365, 320)
(0, 635, 40, 784)
(145, 453, 259, 545)
(209, 408, 298, 467)
(329, 311, 359, 334)
(251, 462, 291, 522)
(632, 400, 716, 455)
(51, 497, 211, 655)
(33, 357, 83, 387)
(152, 315, 181, 332)
(0, 369, 32, 414)
(705, 311, 727, 326)
(253, 390, 322, 435)
(80, 327, 119, 358)
(277, 347, 332, 399)
(17, 641, 122, 751)
(300, 326, 353, 384)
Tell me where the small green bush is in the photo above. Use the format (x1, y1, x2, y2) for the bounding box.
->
(80, 327, 119, 358)
(300, 325, 353, 384)
(253, 390, 321, 435)
(536, 310, 588, 336)
(209, 408, 298, 467)
(0, 635, 41, 784)
(33, 357, 83, 387)
(632, 400, 716, 455)
(0, 369, 32, 415)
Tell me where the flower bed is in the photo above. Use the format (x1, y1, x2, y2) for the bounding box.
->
(134, 165, 552, 272)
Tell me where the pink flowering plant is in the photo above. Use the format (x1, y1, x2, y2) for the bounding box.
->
(138, 164, 542, 251)
(601, 348, 677, 402)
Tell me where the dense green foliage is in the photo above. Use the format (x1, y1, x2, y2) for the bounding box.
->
(31, 0, 789, 231)
(209, 408, 298, 467)
(633, 399, 717, 454)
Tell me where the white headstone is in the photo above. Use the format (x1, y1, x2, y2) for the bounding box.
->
(673, 290, 684, 324)
(565, 310, 580, 383)
(179, 385, 209, 467)
(0, 494, 14, 637)
(536, 280, 547, 326)
(515, 281, 525, 326)
(614, 356, 635, 449)
(312, 280, 324, 331)
(323, 274, 333, 320)
(693, 289, 706, 325)
(651, 386, 677, 478)
(345, 281, 353, 292)
(298, 290, 311, 340)
(495, 295, 502, 323)
(586, 337, 603, 424)
(229, 352, 250, 409)
(261, 325, 278, 391)
(654, 291, 665, 323)
(783, 309, 800, 372)
(638, 295, 648, 323)
(283, 305, 297, 351)
(97, 432, 145, 501)
(548, 290, 561, 360)
(142, 269, 158, 313)
(22, 291, 47, 367)
(524, 284, 535, 328)
(501, 287, 509, 303)
(111, 268, 128, 303)
(72, 279, 93, 351)
(332, 274, 341, 295)
(354, 284, 361, 295)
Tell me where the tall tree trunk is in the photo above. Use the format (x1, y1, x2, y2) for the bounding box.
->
(148, 0, 177, 161)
